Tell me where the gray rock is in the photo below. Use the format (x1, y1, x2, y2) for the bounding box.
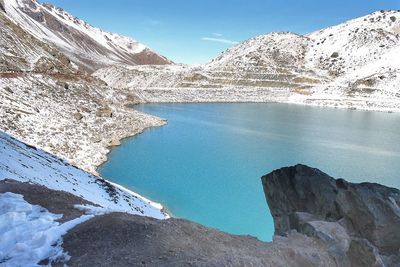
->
(262, 164, 400, 266)
(331, 52, 340, 58)
(347, 238, 385, 267)
(73, 112, 83, 121)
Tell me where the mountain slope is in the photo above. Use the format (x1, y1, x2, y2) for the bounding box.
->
(0, 7, 76, 74)
(2, 0, 171, 72)
(95, 10, 400, 111)
(0, 131, 167, 218)
(305, 10, 400, 92)
(204, 10, 400, 93)
(0, 0, 168, 175)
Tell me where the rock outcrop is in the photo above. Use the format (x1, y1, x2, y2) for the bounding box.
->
(262, 164, 400, 266)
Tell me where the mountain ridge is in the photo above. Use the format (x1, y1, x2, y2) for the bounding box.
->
(2, 0, 171, 72)
(95, 10, 400, 112)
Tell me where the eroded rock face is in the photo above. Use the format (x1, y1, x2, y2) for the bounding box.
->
(262, 164, 400, 266)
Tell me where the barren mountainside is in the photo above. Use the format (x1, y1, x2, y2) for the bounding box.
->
(1, 0, 171, 72)
(95, 10, 400, 111)
(0, 7, 76, 74)
(0, 0, 168, 174)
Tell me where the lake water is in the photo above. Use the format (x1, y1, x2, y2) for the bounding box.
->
(99, 103, 400, 241)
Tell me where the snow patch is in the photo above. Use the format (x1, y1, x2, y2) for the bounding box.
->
(73, 204, 112, 216)
(0, 192, 93, 266)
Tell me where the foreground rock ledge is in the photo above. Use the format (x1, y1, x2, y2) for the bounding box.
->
(262, 164, 400, 267)
(58, 165, 400, 266)
(2, 165, 399, 266)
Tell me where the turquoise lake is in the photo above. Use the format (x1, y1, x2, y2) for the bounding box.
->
(99, 103, 400, 241)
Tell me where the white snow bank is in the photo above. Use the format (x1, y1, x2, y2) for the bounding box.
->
(0, 131, 168, 220)
(0, 192, 93, 266)
(73, 204, 113, 216)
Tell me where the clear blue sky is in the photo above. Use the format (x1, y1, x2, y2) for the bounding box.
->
(41, 0, 400, 64)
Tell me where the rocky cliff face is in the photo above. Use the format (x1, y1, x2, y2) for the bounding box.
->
(262, 164, 400, 267)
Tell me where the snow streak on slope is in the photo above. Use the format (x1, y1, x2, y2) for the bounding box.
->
(0, 9, 75, 73)
(0, 131, 167, 219)
(0, 192, 93, 266)
(2, 0, 170, 72)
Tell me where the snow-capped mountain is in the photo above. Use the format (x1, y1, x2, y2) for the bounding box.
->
(95, 10, 400, 111)
(306, 10, 400, 92)
(205, 10, 400, 92)
(0, 4, 76, 74)
(1, 0, 171, 72)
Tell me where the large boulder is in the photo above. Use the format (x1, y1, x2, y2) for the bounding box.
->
(262, 164, 400, 266)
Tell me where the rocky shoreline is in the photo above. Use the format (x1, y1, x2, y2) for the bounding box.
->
(135, 87, 400, 113)
(54, 165, 400, 266)
(0, 74, 167, 175)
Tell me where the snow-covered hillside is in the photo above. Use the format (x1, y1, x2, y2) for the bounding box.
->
(95, 10, 400, 112)
(306, 10, 400, 91)
(2, 0, 171, 72)
(1, 0, 168, 175)
(0, 8, 76, 73)
(0, 74, 166, 175)
(0, 131, 167, 219)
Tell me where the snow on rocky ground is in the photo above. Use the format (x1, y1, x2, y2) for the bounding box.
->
(0, 8, 75, 74)
(94, 10, 400, 112)
(0, 131, 167, 219)
(0, 74, 166, 174)
(2, 0, 170, 71)
(1, 4, 167, 175)
(0, 192, 94, 266)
